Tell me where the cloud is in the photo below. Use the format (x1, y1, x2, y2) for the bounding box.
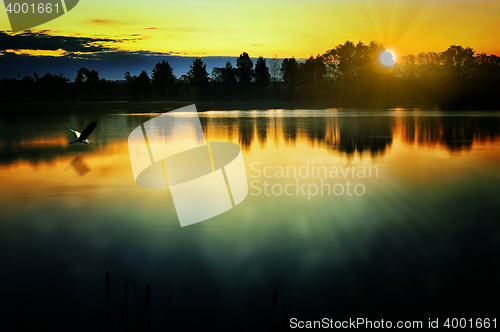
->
(63, 50, 179, 60)
(87, 20, 127, 25)
(0, 30, 118, 53)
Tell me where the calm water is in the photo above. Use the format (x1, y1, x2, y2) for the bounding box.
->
(1, 105, 500, 330)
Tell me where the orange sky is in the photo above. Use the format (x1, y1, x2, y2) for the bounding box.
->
(1, 0, 499, 59)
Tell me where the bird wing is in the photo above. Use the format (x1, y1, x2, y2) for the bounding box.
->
(68, 127, 81, 139)
(80, 121, 97, 140)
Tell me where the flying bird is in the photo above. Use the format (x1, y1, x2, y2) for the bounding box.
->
(68, 121, 97, 144)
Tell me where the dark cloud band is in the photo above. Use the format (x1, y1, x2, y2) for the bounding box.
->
(0, 30, 117, 53)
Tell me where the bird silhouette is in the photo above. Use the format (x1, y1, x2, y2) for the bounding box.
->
(69, 121, 97, 144)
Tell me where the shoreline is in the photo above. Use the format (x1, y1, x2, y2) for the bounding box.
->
(1, 99, 500, 113)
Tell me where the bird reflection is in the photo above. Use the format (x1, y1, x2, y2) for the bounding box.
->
(64, 156, 90, 176)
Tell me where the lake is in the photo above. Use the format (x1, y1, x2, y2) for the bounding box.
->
(1, 104, 499, 330)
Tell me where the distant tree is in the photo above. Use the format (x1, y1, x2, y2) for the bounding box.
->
(322, 40, 388, 87)
(367, 40, 385, 63)
(441, 45, 475, 78)
(211, 67, 223, 83)
(353, 41, 369, 69)
(212, 62, 237, 85)
(75, 67, 100, 84)
(151, 60, 176, 95)
(187, 58, 209, 87)
(124, 71, 133, 83)
(400, 54, 416, 79)
(88, 70, 100, 84)
(359, 41, 385, 81)
(269, 54, 282, 82)
(302, 55, 326, 83)
(416, 52, 444, 80)
(395, 46, 496, 83)
(334, 41, 356, 83)
(322, 41, 356, 86)
(39, 73, 69, 85)
(475, 53, 500, 81)
(254, 56, 271, 87)
(236, 52, 254, 86)
(124, 71, 136, 96)
(123, 71, 151, 98)
(299, 55, 326, 94)
(136, 70, 151, 96)
(179, 74, 190, 83)
(21, 75, 35, 84)
(75, 67, 89, 84)
(281, 57, 300, 92)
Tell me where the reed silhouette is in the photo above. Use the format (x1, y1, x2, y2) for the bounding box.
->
(119, 274, 175, 332)
(106, 271, 110, 329)
(273, 279, 278, 329)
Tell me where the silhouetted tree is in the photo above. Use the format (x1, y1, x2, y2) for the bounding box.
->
(415, 52, 445, 80)
(300, 55, 327, 95)
(88, 70, 100, 84)
(211, 62, 237, 85)
(356, 40, 385, 82)
(187, 58, 209, 87)
(39, 73, 69, 86)
(136, 71, 151, 96)
(400, 54, 417, 79)
(324, 41, 356, 85)
(124, 70, 151, 98)
(226, 62, 236, 85)
(124, 71, 136, 96)
(322, 40, 393, 90)
(75, 67, 100, 84)
(441, 45, 475, 78)
(475, 53, 500, 81)
(302, 55, 326, 83)
(281, 57, 300, 93)
(236, 52, 254, 86)
(254, 56, 271, 89)
(151, 60, 176, 95)
(178, 74, 190, 83)
(75, 67, 89, 84)
(211, 67, 224, 83)
(211, 62, 237, 97)
(124, 71, 133, 84)
(396, 46, 489, 83)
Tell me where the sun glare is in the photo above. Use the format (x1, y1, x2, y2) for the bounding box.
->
(380, 50, 396, 66)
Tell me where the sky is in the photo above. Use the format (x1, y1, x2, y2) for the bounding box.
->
(1, 0, 499, 80)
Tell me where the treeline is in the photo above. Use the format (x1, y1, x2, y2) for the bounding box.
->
(1, 41, 499, 105)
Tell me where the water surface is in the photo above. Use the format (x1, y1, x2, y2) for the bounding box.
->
(1, 106, 499, 330)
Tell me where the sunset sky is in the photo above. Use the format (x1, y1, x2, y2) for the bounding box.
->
(1, 0, 499, 79)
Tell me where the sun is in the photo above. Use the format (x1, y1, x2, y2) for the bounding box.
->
(380, 50, 396, 66)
